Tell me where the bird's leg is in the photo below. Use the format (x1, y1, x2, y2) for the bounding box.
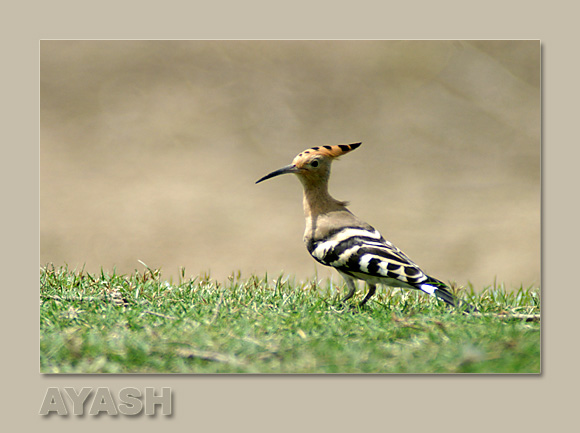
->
(341, 277, 358, 303)
(359, 284, 377, 307)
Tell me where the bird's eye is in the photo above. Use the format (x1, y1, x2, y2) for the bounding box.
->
(310, 160, 319, 168)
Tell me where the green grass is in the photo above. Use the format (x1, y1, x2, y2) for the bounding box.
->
(40, 264, 540, 374)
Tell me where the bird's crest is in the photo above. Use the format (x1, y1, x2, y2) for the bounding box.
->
(293, 142, 361, 163)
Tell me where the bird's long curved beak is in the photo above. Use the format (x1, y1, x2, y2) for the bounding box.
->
(255, 164, 299, 184)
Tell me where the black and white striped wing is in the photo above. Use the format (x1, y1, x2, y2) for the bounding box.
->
(307, 226, 441, 292)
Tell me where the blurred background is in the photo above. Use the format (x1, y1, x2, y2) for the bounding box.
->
(40, 40, 540, 289)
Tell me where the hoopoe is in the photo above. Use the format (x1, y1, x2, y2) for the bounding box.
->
(256, 142, 474, 311)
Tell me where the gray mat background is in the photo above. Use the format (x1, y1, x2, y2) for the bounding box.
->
(4, 0, 577, 432)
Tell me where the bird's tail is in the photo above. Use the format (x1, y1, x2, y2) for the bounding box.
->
(421, 278, 478, 313)
(432, 285, 457, 307)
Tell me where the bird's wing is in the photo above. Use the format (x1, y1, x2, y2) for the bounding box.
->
(307, 226, 434, 289)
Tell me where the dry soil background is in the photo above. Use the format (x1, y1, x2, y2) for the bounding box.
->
(40, 40, 540, 289)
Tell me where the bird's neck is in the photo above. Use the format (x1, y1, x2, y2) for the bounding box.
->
(301, 179, 347, 219)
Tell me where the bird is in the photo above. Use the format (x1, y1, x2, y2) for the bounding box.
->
(256, 142, 475, 311)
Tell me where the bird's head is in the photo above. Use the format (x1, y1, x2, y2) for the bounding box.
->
(255, 142, 361, 186)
